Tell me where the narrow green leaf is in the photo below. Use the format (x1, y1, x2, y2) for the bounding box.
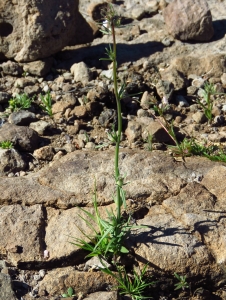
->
(120, 246, 129, 253)
(67, 287, 74, 297)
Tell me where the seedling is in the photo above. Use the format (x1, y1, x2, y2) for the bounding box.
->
(101, 263, 153, 300)
(174, 273, 189, 291)
(61, 287, 76, 298)
(39, 91, 53, 117)
(196, 82, 216, 124)
(8, 93, 33, 111)
(0, 140, 13, 149)
(144, 134, 153, 151)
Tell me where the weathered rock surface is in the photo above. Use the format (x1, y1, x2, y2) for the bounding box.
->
(0, 273, 17, 300)
(0, 204, 44, 266)
(22, 58, 54, 77)
(0, 0, 225, 298)
(0, 123, 40, 152)
(163, 0, 214, 41)
(0, 148, 27, 175)
(39, 267, 117, 297)
(83, 291, 119, 300)
(129, 205, 217, 276)
(8, 110, 37, 126)
(0, 0, 80, 62)
(0, 151, 225, 281)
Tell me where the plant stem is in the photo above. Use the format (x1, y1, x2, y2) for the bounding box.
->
(111, 23, 122, 221)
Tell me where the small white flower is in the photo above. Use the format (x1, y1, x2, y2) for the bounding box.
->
(162, 96, 169, 105)
(102, 20, 111, 32)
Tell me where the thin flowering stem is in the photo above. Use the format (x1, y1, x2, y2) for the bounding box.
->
(110, 22, 123, 220)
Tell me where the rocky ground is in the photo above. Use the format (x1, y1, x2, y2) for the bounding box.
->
(1, 0, 226, 299)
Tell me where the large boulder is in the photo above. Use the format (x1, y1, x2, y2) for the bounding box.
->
(163, 0, 214, 42)
(0, 0, 79, 62)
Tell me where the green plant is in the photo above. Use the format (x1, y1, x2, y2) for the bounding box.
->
(196, 82, 216, 124)
(8, 93, 33, 111)
(22, 71, 29, 77)
(70, 181, 130, 259)
(191, 141, 226, 162)
(174, 273, 189, 291)
(153, 98, 170, 123)
(167, 135, 194, 158)
(39, 91, 53, 116)
(144, 134, 153, 151)
(0, 140, 13, 149)
(70, 4, 137, 261)
(61, 287, 76, 298)
(101, 263, 153, 300)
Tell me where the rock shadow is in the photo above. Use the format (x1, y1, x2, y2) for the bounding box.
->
(55, 41, 165, 70)
(212, 19, 226, 41)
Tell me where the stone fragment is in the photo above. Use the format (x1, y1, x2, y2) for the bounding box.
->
(1, 61, 23, 76)
(98, 109, 116, 127)
(83, 291, 119, 300)
(202, 165, 226, 203)
(0, 204, 44, 266)
(144, 120, 174, 143)
(0, 148, 27, 176)
(8, 110, 36, 126)
(66, 122, 80, 136)
(137, 108, 149, 118)
(23, 58, 54, 77)
(70, 105, 88, 118)
(211, 106, 221, 117)
(155, 80, 174, 100)
(192, 111, 207, 124)
(84, 256, 112, 271)
(100, 69, 114, 80)
(192, 77, 205, 88)
(0, 0, 80, 62)
(160, 69, 186, 91)
(187, 86, 198, 95)
(140, 91, 152, 110)
(221, 73, 226, 87)
(14, 77, 36, 88)
(71, 62, 93, 86)
(85, 142, 96, 150)
(29, 120, 51, 136)
(0, 123, 40, 152)
(163, 0, 214, 41)
(0, 273, 17, 300)
(52, 94, 77, 120)
(39, 268, 116, 297)
(23, 85, 41, 97)
(0, 92, 11, 104)
(125, 120, 142, 143)
(33, 146, 55, 161)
